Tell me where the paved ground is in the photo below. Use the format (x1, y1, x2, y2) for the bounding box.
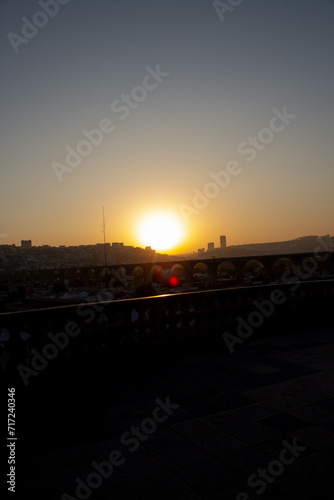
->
(14, 327, 334, 499)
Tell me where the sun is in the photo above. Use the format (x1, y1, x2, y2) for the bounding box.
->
(136, 211, 185, 252)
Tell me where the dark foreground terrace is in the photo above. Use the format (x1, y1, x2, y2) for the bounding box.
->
(1, 280, 334, 499)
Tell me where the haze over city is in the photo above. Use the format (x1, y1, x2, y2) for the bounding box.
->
(1, 0, 333, 253)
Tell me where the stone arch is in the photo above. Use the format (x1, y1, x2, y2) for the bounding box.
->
(150, 265, 164, 283)
(116, 267, 126, 278)
(192, 262, 209, 288)
(167, 264, 186, 287)
(192, 262, 209, 275)
(171, 264, 186, 279)
(243, 259, 266, 278)
(100, 268, 111, 286)
(272, 258, 295, 279)
(132, 265, 145, 280)
(217, 261, 236, 278)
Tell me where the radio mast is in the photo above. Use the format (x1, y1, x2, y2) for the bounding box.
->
(102, 206, 107, 267)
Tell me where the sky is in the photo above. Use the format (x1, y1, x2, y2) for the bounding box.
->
(1, 0, 333, 253)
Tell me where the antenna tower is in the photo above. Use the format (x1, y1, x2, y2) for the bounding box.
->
(102, 206, 107, 267)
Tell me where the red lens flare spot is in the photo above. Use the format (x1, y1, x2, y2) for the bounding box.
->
(169, 276, 179, 287)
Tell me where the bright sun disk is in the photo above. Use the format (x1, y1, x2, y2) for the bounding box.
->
(137, 211, 184, 251)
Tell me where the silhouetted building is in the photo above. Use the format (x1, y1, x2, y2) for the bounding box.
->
(220, 235, 226, 248)
(97, 243, 110, 248)
(21, 240, 32, 248)
(220, 235, 226, 256)
(208, 242, 214, 252)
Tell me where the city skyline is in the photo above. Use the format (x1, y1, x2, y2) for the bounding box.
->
(1, 0, 334, 253)
(3, 231, 333, 256)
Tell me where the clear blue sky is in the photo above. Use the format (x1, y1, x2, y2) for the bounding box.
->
(1, 0, 333, 251)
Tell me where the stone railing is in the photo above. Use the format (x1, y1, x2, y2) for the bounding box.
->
(1, 280, 333, 387)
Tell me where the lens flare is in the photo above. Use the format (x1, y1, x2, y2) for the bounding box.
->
(169, 276, 179, 287)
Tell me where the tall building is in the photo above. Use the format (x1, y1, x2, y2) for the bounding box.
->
(208, 242, 214, 252)
(21, 240, 32, 248)
(220, 235, 226, 257)
(220, 235, 226, 249)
